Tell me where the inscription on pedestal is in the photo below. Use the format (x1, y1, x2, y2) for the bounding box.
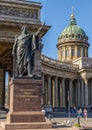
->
(16, 89, 38, 98)
(12, 79, 42, 112)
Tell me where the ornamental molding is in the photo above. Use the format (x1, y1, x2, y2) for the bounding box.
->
(41, 65, 78, 79)
(0, 31, 17, 38)
(57, 41, 89, 48)
(0, 5, 39, 20)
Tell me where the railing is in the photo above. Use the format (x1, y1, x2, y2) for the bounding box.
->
(41, 55, 78, 71)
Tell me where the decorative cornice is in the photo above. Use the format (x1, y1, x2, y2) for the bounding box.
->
(0, 0, 42, 8)
(41, 55, 78, 73)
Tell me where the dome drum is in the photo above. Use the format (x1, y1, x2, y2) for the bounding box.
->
(58, 45, 88, 61)
(57, 40, 89, 47)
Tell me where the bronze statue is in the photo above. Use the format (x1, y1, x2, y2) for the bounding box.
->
(12, 24, 44, 77)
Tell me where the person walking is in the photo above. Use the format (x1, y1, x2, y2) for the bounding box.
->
(77, 109, 81, 125)
(83, 108, 88, 121)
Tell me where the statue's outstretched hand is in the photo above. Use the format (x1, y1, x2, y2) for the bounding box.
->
(36, 22, 45, 36)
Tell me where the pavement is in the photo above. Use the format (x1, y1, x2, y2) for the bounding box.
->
(0, 112, 92, 130)
(45, 111, 92, 129)
(50, 112, 92, 127)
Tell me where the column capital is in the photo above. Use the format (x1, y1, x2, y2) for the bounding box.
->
(69, 78, 73, 82)
(55, 76, 58, 80)
(62, 77, 65, 81)
(48, 74, 51, 78)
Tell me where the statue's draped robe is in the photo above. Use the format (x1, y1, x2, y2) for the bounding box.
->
(16, 34, 35, 76)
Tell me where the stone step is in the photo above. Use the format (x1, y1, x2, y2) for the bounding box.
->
(3, 122, 52, 130)
(7, 112, 45, 123)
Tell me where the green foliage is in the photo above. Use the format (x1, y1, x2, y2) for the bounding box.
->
(74, 123, 81, 127)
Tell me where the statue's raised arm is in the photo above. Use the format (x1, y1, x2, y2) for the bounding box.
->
(35, 22, 45, 36)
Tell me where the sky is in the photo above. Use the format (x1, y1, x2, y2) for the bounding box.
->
(29, 0, 92, 60)
(5, 0, 92, 86)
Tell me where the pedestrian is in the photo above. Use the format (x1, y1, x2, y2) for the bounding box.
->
(79, 108, 82, 117)
(77, 109, 81, 125)
(83, 108, 88, 121)
(48, 114, 51, 121)
(41, 107, 46, 116)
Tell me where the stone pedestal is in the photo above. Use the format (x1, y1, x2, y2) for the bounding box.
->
(1, 79, 52, 130)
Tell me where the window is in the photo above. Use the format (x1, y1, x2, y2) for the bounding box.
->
(66, 34, 68, 38)
(78, 34, 80, 38)
(72, 48, 75, 56)
(72, 34, 74, 38)
(66, 49, 69, 57)
(78, 48, 81, 57)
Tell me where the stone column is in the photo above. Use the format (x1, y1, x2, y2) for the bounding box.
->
(52, 78, 56, 107)
(85, 47, 87, 57)
(58, 48, 61, 61)
(81, 79, 84, 107)
(62, 78, 65, 107)
(0, 69, 5, 108)
(33, 50, 41, 77)
(48, 75, 51, 105)
(64, 46, 66, 60)
(69, 79, 73, 107)
(76, 46, 78, 58)
(44, 78, 48, 104)
(81, 47, 83, 57)
(55, 77, 58, 107)
(84, 78, 88, 107)
(42, 73, 45, 105)
(87, 47, 88, 57)
(60, 79, 62, 107)
(78, 80, 81, 107)
(70, 46, 72, 59)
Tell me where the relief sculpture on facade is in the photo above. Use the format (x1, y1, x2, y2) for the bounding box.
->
(0, 6, 38, 19)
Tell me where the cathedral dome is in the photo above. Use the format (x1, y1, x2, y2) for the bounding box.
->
(59, 14, 88, 41)
(57, 12, 89, 62)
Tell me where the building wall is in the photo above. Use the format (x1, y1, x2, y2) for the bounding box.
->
(41, 55, 92, 109)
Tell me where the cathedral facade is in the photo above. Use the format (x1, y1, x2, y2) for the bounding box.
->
(0, 0, 92, 110)
(42, 13, 92, 109)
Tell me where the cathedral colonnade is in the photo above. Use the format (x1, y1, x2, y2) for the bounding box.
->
(0, 72, 92, 109)
(42, 74, 92, 109)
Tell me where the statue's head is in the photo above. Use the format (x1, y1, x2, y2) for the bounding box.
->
(21, 26, 29, 34)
